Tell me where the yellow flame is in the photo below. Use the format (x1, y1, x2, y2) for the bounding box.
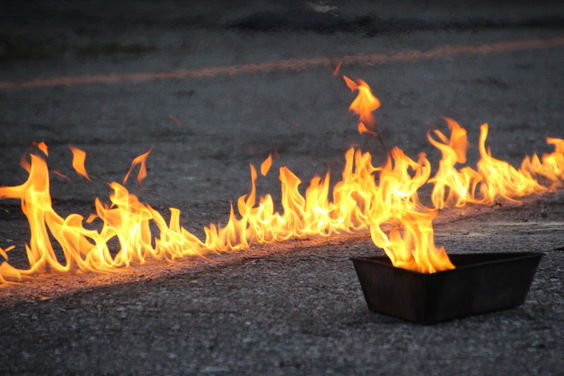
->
(369, 212, 453, 273)
(0, 78, 562, 285)
(343, 75, 381, 136)
(428, 119, 562, 209)
(520, 138, 564, 183)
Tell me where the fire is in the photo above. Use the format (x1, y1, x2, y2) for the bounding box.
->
(521, 138, 564, 183)
(260, 154, 273, 176)
(69, 146, 91, 181)
(19, 142, 48, 172)
(33, 142, 48, 156)
(428, 119, 562, 209)
(343, 75, 381, 136)
(369, 212, 453, 273)
(0, 78, 562, 285)
(0, 153, 204, 278)
(123, 147, 153, 184)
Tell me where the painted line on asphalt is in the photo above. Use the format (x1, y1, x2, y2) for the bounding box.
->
(1, 36, 563, 89)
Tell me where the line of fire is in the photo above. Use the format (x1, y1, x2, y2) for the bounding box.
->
(0, 75, 562, 323)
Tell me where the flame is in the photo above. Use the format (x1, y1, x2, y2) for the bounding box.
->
(0, 245, 20, 286)
(19, 154, 31, 172)
(33, 142, 48, 156)
(369, 212, 453, 273)
(123, 147, 153, 184)
(343, 75, 381, 136)
(428, 119, 562, 209)
(0, 78, 562, 286)
(69, 146, 91, 181)
(20, 142, 49, 172)
(520, 138, 564, 183)
(260, 154, 273, 176)
(0, 153, 203, 278)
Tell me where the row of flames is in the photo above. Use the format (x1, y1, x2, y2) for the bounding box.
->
(0, 77, 562, 286)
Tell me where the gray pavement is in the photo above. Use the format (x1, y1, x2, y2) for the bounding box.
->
(0, 1, 563, 375)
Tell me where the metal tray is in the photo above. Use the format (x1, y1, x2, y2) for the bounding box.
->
(351, 252, 543, 324)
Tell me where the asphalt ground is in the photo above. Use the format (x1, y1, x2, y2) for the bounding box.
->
(0, 1, 563, 375)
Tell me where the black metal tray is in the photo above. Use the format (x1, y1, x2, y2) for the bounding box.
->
(351, 252, 543, 324)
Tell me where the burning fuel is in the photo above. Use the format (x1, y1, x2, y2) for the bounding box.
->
(343, 75, 380, 136)
(123, 147, 153, 185)
(69, 146, 92, 181)
(0, 79, 562, 286)
(260, 154, 273, 177)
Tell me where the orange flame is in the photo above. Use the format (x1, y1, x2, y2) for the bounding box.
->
(19, 154, 31, 172)
(260, 154, 273, 176)
(343, 75, 381, 136)
(0, 78, 562, 286)
(20, 142, 49, 172)
(33, 141, 48, 156)
(123, 147, 153, 184)
(0, 245, 20, 286)
(69, 146, 91, 181)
